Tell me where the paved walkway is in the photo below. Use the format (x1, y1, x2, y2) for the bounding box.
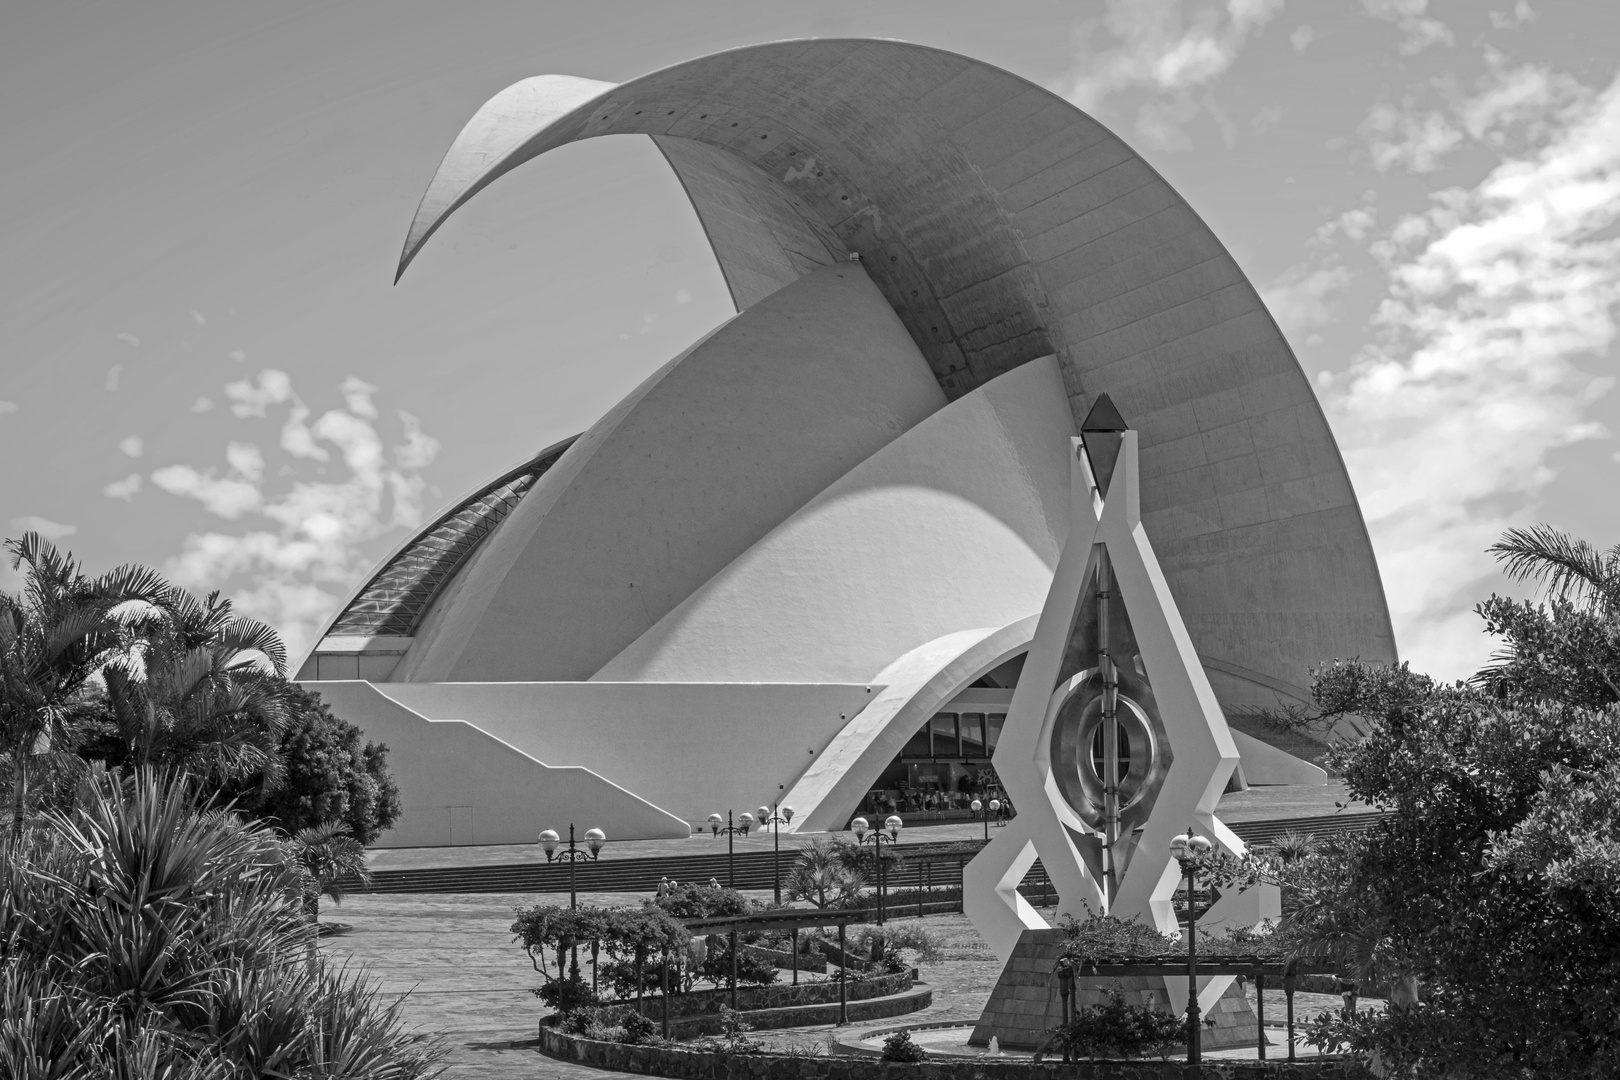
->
(366, 783, 1373, 873)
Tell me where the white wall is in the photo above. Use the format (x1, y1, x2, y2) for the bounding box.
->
(595, 357, 1076, 684)
(394, 262, 946, 684)
(369, 680, 878, 830)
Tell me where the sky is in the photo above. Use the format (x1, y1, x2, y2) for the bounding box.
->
(3, 0, 1618, 681)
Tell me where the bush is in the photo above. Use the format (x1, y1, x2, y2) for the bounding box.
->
(537, 971, 599, 1013)
(689, 1006, 764, 1055)
(1045, 991, 1185, 1061)
(881, 1030, 927, 1062)
(0, 767, 441, 1078)
(232, 684, 402, 845)
(699, 936, 779, 987)
(619, 1010, 660, 1045)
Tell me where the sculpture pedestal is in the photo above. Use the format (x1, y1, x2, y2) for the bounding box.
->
(969, 928, 1260, 1052)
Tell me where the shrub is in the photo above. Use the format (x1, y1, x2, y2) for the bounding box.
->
(699, 936, 779, 987)
(537, 971, 599, 1013)
(1046, 990, 1185, 1061)
(0, 767, 441, 1078)
(881, 1030, 927, 1062)
(689, 1006, 764, 1055)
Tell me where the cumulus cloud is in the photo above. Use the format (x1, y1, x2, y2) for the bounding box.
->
(191, 397, 214, 413)
(1358, 0, 1453, 54)
(1261, 263, 1354, 342)
(1320, 71, 1620, 677)
(103, 474, 143, 502)
(1054, 0, 1285, 149)
(118, 436, 143, 458)
(1288, 23, 1314, 52)
(9, 516, 76, 540)
(105, 365, 122, 392)
(225, 369, 293, 418)
(1488, 1, 1536, 30)
(155, 371, 441, 662)
(116, 332, 140, 348)
(1362, 101, 1464, 173)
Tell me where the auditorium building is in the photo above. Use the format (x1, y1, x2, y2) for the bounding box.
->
(295, 40, 1397, 847)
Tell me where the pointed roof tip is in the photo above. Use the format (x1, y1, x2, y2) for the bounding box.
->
(1081, 392, 1129, 432)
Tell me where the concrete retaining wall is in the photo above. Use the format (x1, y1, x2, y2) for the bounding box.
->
(536, 1023, 1370, 1079)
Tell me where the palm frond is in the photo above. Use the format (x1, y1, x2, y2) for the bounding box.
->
(1489, 525, 1619, 610)
(219, 617, 287, 676)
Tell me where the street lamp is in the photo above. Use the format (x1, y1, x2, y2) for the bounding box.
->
(539, 823, 606, 911)
(1169, 827, 1213, 1065)
(708, 810, 753, 887)
(970, 798, 1001, 842)
(756, 803, 794, 904)
(852, 814, 902, 925)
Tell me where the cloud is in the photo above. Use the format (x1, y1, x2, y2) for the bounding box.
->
(118, 436, 143, 458)
(0, 401, 16, 417)
(103, 474, 143, 502)
(156, 372, 441, 661)
(191, 310, 207, 326)
(105, 365, 122, 392)
(191, 397, 214, 413)
(1260, 263, 1354, 341)
(1288, 23, 1314, 52)
(1358, 0, 1453, 54)
(225, 369, 292, 418)
(1362, 101, 1464, 172)
(1054, 0, 1285, 149)
(229, 348, 246, 362)
(1313, 206, 1378, 245)
(1320, 70, 1620, 678)
(1488, 1, 1536, 30)
(115, 332, 140, 348)
(9, 516, 76, 540)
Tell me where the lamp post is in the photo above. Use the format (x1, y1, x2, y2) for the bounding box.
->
(708, 810, 754, 887)
(852, 815, 902, 925)
(539, 824, 606, 910)
(970, 798, 1001, 842)
(1169, 827, 1213, 1064)
(756, 803, 794, 904)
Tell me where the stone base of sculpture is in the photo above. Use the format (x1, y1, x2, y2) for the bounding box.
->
(969, 928, 1260, 1053)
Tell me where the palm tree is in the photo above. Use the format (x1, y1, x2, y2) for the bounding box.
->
(99, 586, 290, 792)
(288, 821, 372, 975)
(1489, 525, 1620, 615)
(0, 533, 169, 844)
(783, 839, 866, 908)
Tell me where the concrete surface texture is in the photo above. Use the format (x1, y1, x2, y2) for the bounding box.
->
(390, 38, 1396, 710)
(291, 39, 1401, 850)
(392, 262, 944, 684)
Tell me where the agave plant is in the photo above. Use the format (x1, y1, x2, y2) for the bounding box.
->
(0, 767, 441, 1079)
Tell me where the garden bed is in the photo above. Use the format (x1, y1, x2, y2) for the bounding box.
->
(627, 970, 914, 1022)
(537, 1022, 1371, 1079)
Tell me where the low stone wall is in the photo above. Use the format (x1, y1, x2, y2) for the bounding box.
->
(537, 1024, 1371, 1079)
(629, 971, 912, 1022)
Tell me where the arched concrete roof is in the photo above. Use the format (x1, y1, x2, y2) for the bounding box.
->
(396, 38, 1396, 702)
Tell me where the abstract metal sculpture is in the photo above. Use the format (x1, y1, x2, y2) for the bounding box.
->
(963, 397, 1279, 1037)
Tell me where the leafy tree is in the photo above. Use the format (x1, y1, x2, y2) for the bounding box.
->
(0, 533, 168, 844)
(234, 684, 401, 845)
(1271, 531, 1620, 1077)
(0, 767, 441, 1077)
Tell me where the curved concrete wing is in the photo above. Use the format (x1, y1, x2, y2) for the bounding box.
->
(397, 38, 1394, 704)
(595, 355, 1075, 684)
(393, 263, 945, 682)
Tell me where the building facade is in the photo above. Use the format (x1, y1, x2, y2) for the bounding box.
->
(296, 40, 1396, 847)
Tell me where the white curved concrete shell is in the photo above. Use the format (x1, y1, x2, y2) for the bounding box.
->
(298, 40, 1393, 846)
